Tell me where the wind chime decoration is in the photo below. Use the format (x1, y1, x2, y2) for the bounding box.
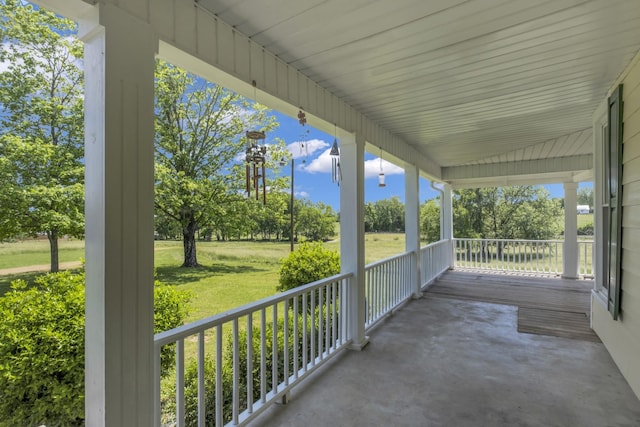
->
(245, 130, 268, 205)
(297, 108, 309, 163)
(378, 147, 386, 187)
(330, 124, 341, 185)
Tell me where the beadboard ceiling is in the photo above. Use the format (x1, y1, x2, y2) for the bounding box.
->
(196, 0, 640, 180)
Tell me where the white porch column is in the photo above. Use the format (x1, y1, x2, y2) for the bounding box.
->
(563, 182, 579, 279)
(80, 5, 157, 426)
(340, 132, 368, 350)
(405, 163, 422, 296)
(442, 184, 455, 267)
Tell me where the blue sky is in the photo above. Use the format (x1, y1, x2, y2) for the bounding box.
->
(266, 110, 592, 211)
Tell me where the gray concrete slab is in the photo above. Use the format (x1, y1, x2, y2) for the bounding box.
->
(251, 296, 640, 427)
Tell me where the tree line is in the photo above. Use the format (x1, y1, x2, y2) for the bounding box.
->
(0, 2, 580, 271)
(0, 2, 336, 270)
(361, 187, 563, 243)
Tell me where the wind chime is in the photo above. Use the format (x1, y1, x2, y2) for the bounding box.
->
(245, 130, 268, 205)
(297, 108, 309, 162)
(378, 147, 386, 187)
(330, 124, 341, 185)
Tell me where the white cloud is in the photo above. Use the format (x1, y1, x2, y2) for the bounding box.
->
(301, 147, 334, 173)
(301, 150, 404, 179)
(287, 138, 329, 160)
(295, 190, 310, 198)
(364, 158, 404, 179)
(299, 149, 404, 179)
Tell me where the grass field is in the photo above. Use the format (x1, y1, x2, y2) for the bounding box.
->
(0, 233, 410, 323)
(577, 213, 594, 228)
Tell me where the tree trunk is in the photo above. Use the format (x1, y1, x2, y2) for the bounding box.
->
(48, 230, 59, 273)
(182, 220, 199, 267)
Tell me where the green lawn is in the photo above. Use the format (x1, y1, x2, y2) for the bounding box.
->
(0, 238, 85, 269)
(0, 233, 411, 321)
(577, 213, 594, 228)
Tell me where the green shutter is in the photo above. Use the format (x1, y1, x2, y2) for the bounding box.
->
(607, 84, 623, 320)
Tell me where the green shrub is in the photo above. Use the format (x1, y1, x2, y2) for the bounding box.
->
(578, 222, 594, 236)
(0, 272, 85, 426)
(166, 314, 327, 426)
(277, 242, 340, 293)
(0, 271, 190, 427)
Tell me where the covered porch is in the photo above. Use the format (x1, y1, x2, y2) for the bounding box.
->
(28, 0, 640, 425)
(252, 291, 640, 427)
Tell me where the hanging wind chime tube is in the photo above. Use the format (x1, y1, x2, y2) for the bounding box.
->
(330, 124, 341, 184)
(245, 130, 268, 204)
(378, 147, 386, 187)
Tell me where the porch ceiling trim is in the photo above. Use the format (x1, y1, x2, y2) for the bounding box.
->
(443, 154, 593, 188)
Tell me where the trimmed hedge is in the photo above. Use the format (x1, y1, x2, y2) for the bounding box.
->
(0, 271, 189, 427)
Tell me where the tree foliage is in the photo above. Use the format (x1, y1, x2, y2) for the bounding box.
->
(420, 186, 563, 241)
(294, 199, 336, 242)
(154, 60, 286, 266)
(0, 0, 84, 271)
(420, 198, 441, 243)
(278, 242, 340, 292)
(0, 271, 190, 427)
(364, 196, 405, 233)
(577, 186, 594, 207)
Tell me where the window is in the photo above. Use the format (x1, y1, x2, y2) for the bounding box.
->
(606, 84, 623, 320)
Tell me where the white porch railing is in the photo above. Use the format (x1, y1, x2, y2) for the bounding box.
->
(578, 240, 595, 277)
(420, 239, 453, 286)
(364, 251, 415, 331)
(454, 238, 594, 277)
(154, 273, 352, 427)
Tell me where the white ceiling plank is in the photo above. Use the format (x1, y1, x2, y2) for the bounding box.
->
(189, 0, 640, 175)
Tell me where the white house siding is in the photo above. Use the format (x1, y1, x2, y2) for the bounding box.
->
(592, 51, 640, 399)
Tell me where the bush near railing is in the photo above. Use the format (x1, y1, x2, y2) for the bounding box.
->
(160, 298, 341, 426)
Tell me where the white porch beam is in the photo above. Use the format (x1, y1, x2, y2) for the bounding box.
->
(563, 182, 579, 279)
(339, 132, 368, 350)
(442, 154, 592, 182)
(405, 163, 422, 297)
(80, 4, 157, 426)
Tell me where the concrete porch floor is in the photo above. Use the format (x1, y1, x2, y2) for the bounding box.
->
(251, 296, 640, 427)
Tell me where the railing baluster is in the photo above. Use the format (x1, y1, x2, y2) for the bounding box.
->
(232, 319, 239, 425)
(332, 281, 337, 350)
(284, 299, 289, 386)
(215, 325, 223, 427)
(246, 313, 253, 415)
(176, 339, 185, 427)
(302, 293, 308, 370)
(293, 295, 299, 379)
(325, 285, 330, 355)
(310, 291, 316, 365)
(272, 303, 278, 394)
(198, 331, 205, 427)
(154, 345, 161, 427)
(318, 287, 323, 361)
(260, 309, 266, 404)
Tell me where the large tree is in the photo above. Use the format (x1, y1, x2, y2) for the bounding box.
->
(0, 0, 84, 272)
(154, 60, 283, 267)
(453, 186, 562, 240)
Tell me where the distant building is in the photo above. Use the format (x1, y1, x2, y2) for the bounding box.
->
(577, 205, 590, 214)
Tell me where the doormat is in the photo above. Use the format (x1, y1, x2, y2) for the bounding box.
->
(517, 307, 600, 342)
